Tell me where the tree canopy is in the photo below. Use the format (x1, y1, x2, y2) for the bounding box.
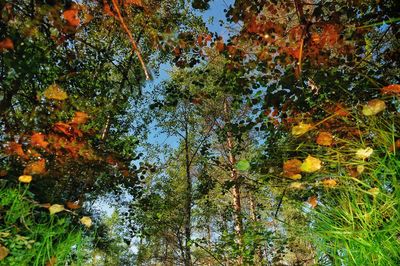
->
(0, 0, 399, 265)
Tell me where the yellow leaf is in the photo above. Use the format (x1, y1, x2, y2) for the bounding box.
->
(368, 187, 379, 196)
(80, 216, 92, 228)
(357, 165, 365, 175)
(288, 174, 302, 180)
(49, 204, 65, 215)
(0, 245, 9, 260)
(362, 99, 386, 116)
(322, 179, 337, 188)
(289, 182, 303, 189)
(43, 84, 68, 101)
(300, 155, 322, 173)
(355, 147, 373, 160)
(18, 175, 32, 184)
(292, 122, 313, 136)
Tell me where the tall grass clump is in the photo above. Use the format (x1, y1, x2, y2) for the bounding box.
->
(0, 184, 87, 265)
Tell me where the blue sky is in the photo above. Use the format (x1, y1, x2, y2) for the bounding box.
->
(144, 0, 234, 150)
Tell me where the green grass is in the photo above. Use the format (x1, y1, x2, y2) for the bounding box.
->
(0, 185, 86, 266)
(308, 114, 400, 265)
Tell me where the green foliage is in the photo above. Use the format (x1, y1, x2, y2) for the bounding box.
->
(236, 159, 250, 171)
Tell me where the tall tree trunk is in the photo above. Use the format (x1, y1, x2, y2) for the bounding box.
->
(184, 110, 192, 266)
(224, 100, 244, 264)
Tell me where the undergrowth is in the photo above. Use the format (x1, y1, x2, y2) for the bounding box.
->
(0, 184, 86, 265)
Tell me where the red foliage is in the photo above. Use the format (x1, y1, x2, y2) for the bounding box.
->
(63, 8, 80, 27)
(0, 38, 14, 51)
(24, 158, 46, 175)
(31, 133, 49, 149)
(381, 84, 400, 95)
(5, 142, 27, 159)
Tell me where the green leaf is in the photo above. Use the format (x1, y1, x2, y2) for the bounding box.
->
(236, 160, 250, 171)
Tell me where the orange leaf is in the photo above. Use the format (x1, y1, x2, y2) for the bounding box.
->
(71, 111, 90, 125)
(0, 38, 14, 51)
(215, 40, 224, 52)
(24, 159, 46, 175)
(322, 179, 337, 188)
(381, 84, 400, 95)
(283, 159, 302, 178)
(308, 195, 318, 208)
(5, 142, 26, 159)
(66, 201, 81, 210)
(63, 9, 80, 27)
(31, 133, 49, 148)
(54, 122, 74, 136)
(316, 132, 333, 146)
(103, 2, 116, 17)
(45, 256, 57, 266)
(334, 104, 349, 116)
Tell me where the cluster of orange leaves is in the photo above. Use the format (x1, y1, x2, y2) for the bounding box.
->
(5, 111, 94, 176)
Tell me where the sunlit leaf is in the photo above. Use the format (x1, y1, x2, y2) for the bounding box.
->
(308, 195, 318, 208)
(71, 111, 90, 124)
(322, 179, 337, 188)
(24, 159, 46, 175)
(80, 216, 92, 228)
(289, 174, 302, 180)
(355, 147, 373, 160)
(31, 133, 49, 148)
(0, 245, 9, 260)
(316, 132, 333, 146)
(236, 160, 250, 171)
(289, 182, 303, 189)
(381, 84, 400, 95)
(283, 159, 302, 177)
(18, 175, 32, 184)
(49, 204, 65, 215)
(300, 155, 322, 173)
(292, 122, 313, 136)
(362, 99, 386, 116)
(44, 84, 68, 101)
